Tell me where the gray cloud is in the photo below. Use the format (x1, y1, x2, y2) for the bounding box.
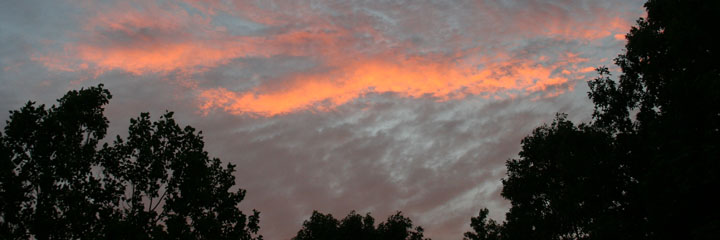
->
(187, 89, 595, 239)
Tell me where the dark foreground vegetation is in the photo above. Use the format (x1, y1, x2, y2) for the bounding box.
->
(292, 211, 428, 240)
(1, 0, 717, 239)
(0, 86, 260, 239)
(466, 0, 720, 239)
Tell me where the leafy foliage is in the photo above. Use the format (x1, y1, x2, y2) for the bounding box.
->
(293, 211, 428, 240)
(473, 0, 720, 239)
(0, 85, 261, 239)
(501, 115, 637, 240)
(587, 0, 720, 238)
(463, 208, 501, 240)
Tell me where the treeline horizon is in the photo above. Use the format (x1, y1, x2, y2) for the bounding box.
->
(2, 0, 718, 239)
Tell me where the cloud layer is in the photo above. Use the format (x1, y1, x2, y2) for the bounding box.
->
(0, 0, 645, 239)
(29, 0, 637, 116)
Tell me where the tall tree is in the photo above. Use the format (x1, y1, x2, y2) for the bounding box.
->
(587, 0, 720, 238)
(0, 85, 261, 239)
(488, 0, 720, 239)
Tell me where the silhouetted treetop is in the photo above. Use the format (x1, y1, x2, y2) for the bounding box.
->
(293, 211, 428, 240)
(0, 85, 261, 239)
(463, 208, 501, 240)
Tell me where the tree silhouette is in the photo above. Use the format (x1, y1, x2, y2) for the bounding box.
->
(463, 208, 501, 240)
(377, 212, 427, 240)
(0, 85, 261, 239)
(292, 211, 428, 240)
(501, 115, 635, 240)
(587, 0, 720, 238)
(474, 0, 719, 239)
(338, 211, 377, 240)
(293, 211, 341, 240)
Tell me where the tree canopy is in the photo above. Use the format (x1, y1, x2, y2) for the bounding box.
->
(293, 211, 428, 240)
(0, 85, 261, 239)
(467, 0, 720, 239)
(463, 208, 501, 240)
(499, 115, 637, 240)
(588, 0, 720, 238)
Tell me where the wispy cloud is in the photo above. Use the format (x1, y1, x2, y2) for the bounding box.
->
(31, 0, 637, 116)
(198, 54, 585, 116)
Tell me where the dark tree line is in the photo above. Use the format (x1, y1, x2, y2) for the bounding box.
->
(465, 0, 719, 239)
(293, 211, 428, 240)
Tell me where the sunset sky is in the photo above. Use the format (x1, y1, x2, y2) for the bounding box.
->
(0, 0, 645, 239)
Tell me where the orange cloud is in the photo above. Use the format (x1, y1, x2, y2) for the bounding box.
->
(198, 55, 580, 116)
(29, 1, 240, 76)
(32, 0, 634, 117)
(33, 0, 350, 76)
(73, 42, 240, 75)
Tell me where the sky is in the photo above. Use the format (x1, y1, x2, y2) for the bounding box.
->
(0, 0, 645, 239)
